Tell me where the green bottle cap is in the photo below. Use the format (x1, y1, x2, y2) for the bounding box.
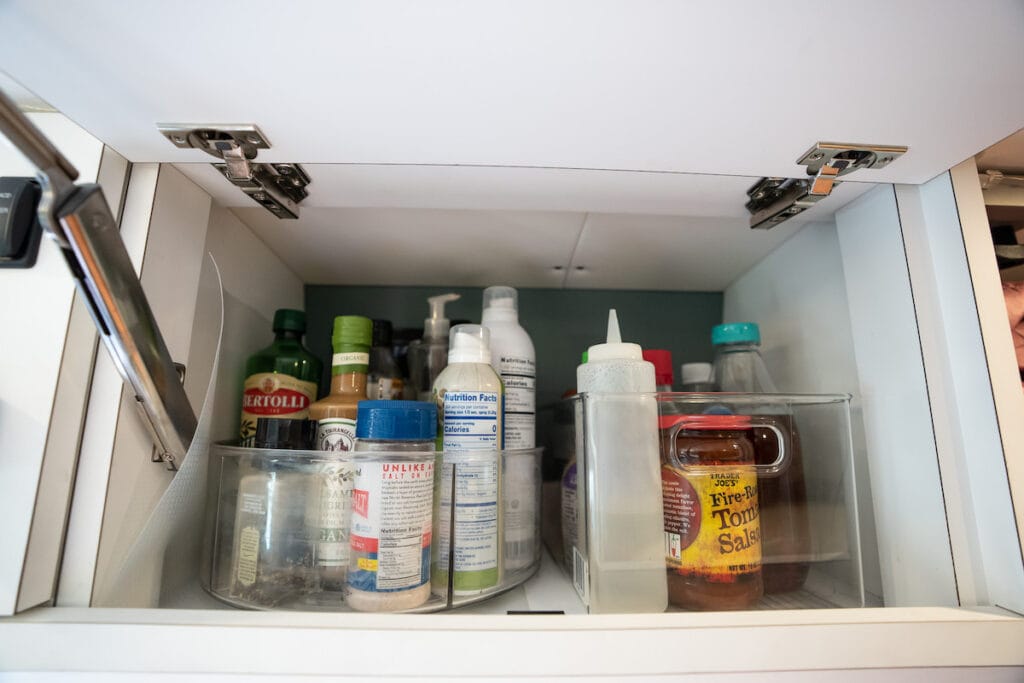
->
(332, 315, 372, 348)
(273, 309, 306, 333)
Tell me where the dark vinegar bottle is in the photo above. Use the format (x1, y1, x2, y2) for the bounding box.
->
(711, 322, 811, 593)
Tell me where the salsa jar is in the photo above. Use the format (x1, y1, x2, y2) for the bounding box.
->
(660, 413, 784, 611)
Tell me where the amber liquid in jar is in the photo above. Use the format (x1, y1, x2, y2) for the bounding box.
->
(661, 414, 763, 611)
(751, 415, 811, 593)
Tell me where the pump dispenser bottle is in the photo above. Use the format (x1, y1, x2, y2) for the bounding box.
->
(409, 293, 460, 401)
(432, 324, 504, 596)
(574, 310, 667, 613)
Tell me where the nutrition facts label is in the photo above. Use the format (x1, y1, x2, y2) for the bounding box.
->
(442, 391, 500, 451)
(498, 356, 535, 450)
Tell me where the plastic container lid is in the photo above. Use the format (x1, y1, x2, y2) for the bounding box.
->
(356, 400, 437, 440)
(371, 319, 393, 347)
(272, 308, 306, 333)
(482, 285, 518, 317)
(643, 349, 674, 386)
(711, 322, 761, 346)
(448, 324, 491, 364)
(333, 315, 372, 348)
(254, 418, 317, 450)
(680, 362, 713, 385)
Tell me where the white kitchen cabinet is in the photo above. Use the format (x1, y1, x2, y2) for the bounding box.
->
(0, 2, 1023, 677)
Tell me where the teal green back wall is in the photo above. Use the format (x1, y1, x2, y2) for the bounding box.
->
(304, 285, 724, 412)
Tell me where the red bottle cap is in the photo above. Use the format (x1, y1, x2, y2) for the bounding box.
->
(643, 349, 674, 387)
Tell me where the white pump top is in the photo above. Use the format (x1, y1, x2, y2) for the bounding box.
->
(424, 293, 460, 340)
(481, 285, 518, 322)
(448, 324, 492, 364)
(587, 309, 643, 362)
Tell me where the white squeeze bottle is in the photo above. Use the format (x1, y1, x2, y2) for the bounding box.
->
(575, 309, 668, 613)
(432, 324, 504, 596)
(480, 285, 537, 572)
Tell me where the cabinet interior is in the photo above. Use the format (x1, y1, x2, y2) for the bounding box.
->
(70, 160, 916, 615)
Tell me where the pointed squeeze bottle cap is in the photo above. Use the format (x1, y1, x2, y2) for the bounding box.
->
(424, 293, 460, 340)
(587, 309, 643, 362)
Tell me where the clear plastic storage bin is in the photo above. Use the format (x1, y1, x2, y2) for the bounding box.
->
(550, 392, 862, 613)
(202, 444, 542, 612)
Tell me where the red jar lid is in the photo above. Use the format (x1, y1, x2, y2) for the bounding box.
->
(659, 413, 752, 430)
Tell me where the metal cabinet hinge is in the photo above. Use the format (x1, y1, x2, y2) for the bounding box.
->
(747, 142, 907, 229)
(157, 124, 309, 219)
(149, 362, 187, 471)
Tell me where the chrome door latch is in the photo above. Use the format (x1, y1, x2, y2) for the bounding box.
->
(746, 142, 907, 229)
(157, 124, 310, 219)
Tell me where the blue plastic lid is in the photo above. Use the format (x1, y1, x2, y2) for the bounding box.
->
(711, 322, 761, 346)
(356, 400, 437, 441)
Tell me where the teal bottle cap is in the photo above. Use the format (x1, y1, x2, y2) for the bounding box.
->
(711, 322, 761, 346)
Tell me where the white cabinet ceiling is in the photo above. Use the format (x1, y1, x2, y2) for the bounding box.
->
(226, 167, 871, 290)
(1, 1, 1023, 184)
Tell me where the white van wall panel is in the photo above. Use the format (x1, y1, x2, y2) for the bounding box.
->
(835, 186, 957, 607)
(0, 113, 103, 614)
(2, 2, 1023, 184)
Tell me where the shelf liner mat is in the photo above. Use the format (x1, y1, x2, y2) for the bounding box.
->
(97, 254, 224, 608)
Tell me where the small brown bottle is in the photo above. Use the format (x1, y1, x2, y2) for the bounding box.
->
(662, 413, 763, 610)
(308, 315, 372, 591)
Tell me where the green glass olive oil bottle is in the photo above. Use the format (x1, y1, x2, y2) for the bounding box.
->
(239, 309, 323, 447)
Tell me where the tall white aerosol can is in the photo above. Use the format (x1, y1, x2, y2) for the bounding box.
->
(481, 285, 537, 571)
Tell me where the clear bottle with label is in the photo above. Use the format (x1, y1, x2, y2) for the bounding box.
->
(481, 285, 537, 572)
(308, 315, 372, 591)
(229, 419, 318, 605)
(711, 322, 810, 594)
(347, 400, 437, 612)
(238, 309, 322, 447)
(432, 324, 504, 596)
(367, 319, 405, 400)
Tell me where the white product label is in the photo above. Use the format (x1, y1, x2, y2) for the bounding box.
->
(560, 462, 578, 572)
(312, 460, 355, 568)
(332, 351, 370, 367)
(317, 417, 356, 452)
(236, 526, 260, 587)
(436, 391, 501, 594)
(349, 459, 435, 593)
(572, 546, 590, 607)
(240, 492, 266, 515)
(441, 391, 500, 451)
(367, 376, 405, 401)
(503, 451, 538, 571)
(498, 356, 535, 450)
(435, 454, 501, 594)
